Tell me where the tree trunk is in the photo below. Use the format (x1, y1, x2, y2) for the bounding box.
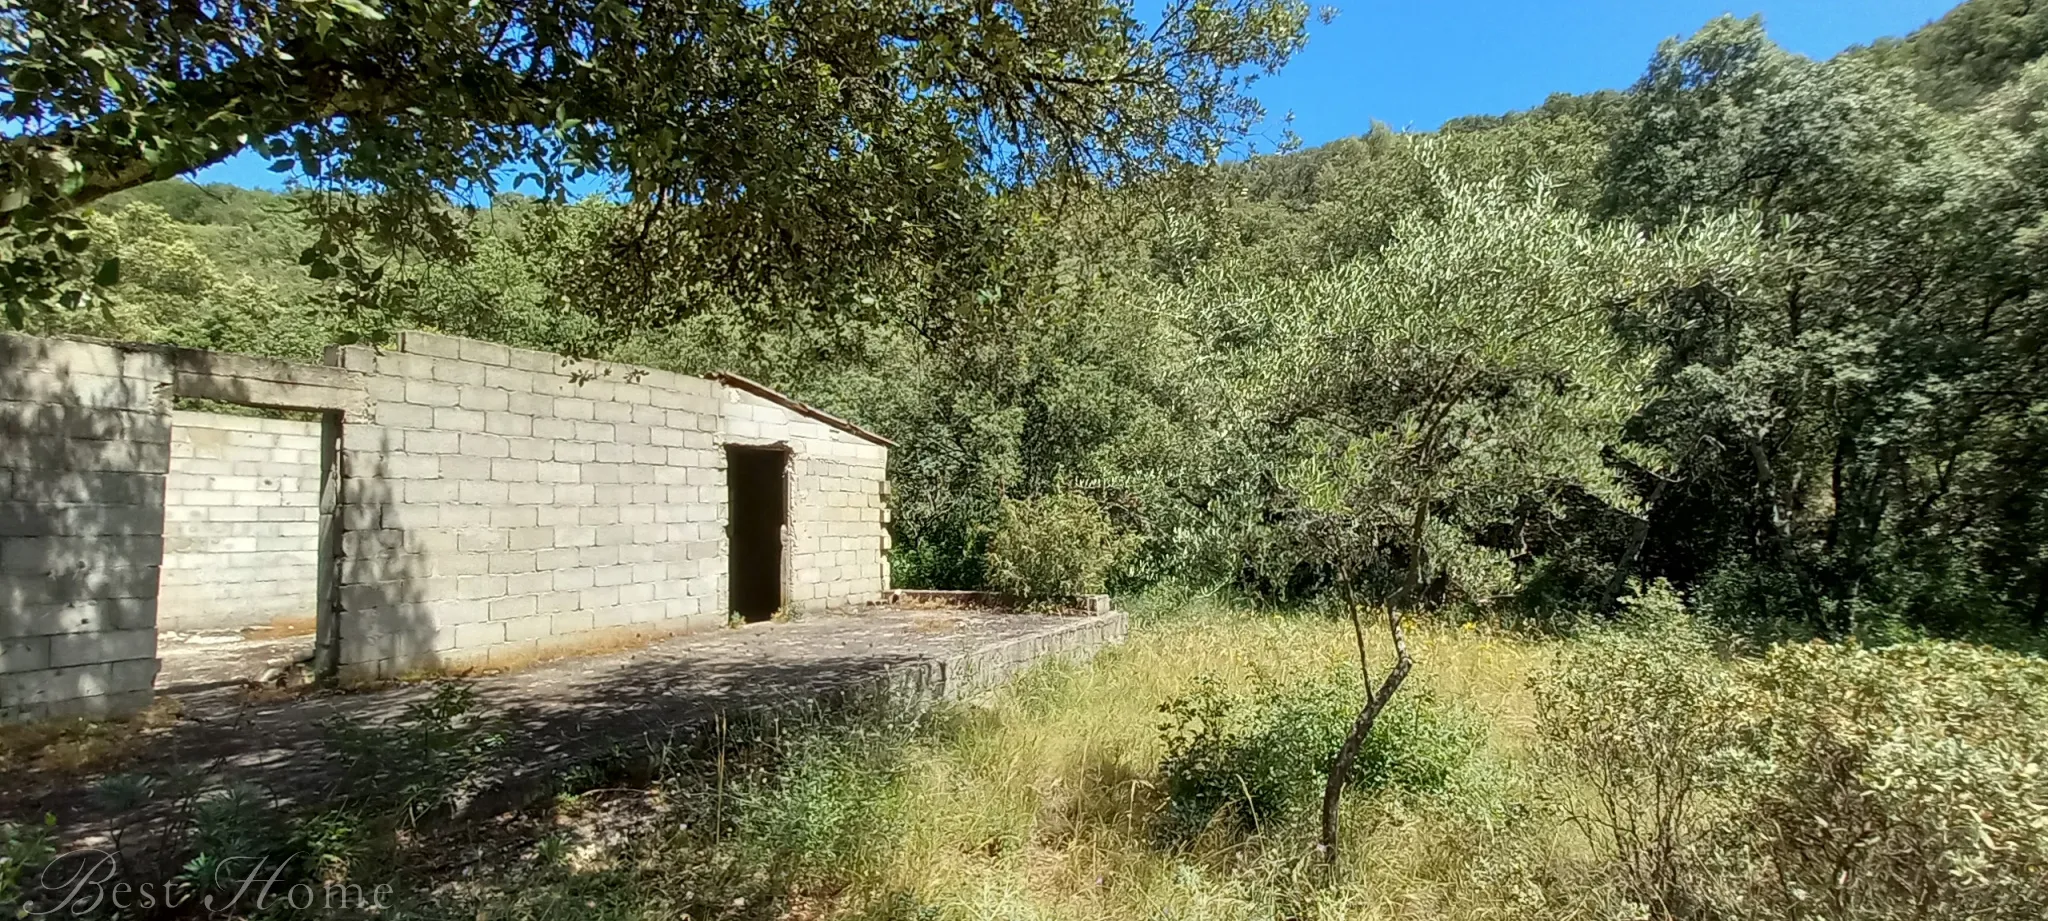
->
(1318, 604, 1412, 865)
(1601, 474, 1670, 616)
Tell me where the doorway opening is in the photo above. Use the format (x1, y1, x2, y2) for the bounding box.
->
(727, 445, 789, 623)
(153, 407, 341, 696)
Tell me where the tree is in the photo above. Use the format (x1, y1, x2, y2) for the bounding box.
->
(1181, 174, 1767, 862)
(1603, 14, 2048, 639)
(0, 0, 1311, 324)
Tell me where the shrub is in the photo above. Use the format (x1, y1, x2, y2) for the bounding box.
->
(1730, 641, 2048, 921)
(1157, 670, 1480, 839)
(641, 698, 927, 907)
(984, 492, 1122, 602)
(323, 680, 507, 822)
(1538, 587, 2048, 921)
(1534, 587, 1748, 918)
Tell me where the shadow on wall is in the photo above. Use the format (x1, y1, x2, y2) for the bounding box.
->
(0, 336, 171, 721)
(333, 425, 440, 682)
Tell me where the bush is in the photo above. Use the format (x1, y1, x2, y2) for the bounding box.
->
(1157, 670, 1480, 839)
(1534, 584, 1749, 918)
(1538, 590, 2048, 921)
(984, 492, 1122, 602)
(1730, 641, 2048, 921)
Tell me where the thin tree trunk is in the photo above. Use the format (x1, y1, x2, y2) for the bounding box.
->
(1602, 474, 1670, 616)
(1319, 604, 1412, 864)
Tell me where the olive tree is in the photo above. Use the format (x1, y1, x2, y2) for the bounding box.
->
(1184, 172, 1768, 863)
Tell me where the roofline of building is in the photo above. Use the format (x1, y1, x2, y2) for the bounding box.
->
(707, 372, 896, 448)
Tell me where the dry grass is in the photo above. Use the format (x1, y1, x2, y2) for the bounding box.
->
(0, 697, 182, 779)
(428, 601, 1610, 921)
(847, 603, 1599, 921)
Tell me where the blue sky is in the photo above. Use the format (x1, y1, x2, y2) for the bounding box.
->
(191, 0, 1963, 190)
(1242, 0, 1962, 150)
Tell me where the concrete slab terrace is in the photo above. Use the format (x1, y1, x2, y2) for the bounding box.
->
(0, 605, 1127, 844)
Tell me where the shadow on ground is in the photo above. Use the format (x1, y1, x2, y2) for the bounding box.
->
(1, 607, 1109, 842)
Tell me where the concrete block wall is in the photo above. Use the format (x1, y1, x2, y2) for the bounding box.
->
(721, 389, 890, 611)
(328, 331, 735, 678)
(3, 329, 895, 715)
(0, 335, 169, 721)
(158, 411, 323, 631)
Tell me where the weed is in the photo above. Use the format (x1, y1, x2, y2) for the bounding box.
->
(323, 680, 508, 823)
(1157, 669, 1482, 840)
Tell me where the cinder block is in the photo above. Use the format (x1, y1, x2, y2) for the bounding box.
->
(532, 417, 577, 441)
(458, 480, 510, 505)
(457, 576, 506, 602)
(507, 345, 557, 374)
(406, 379, 460, 407)
(458, 339, 512, 368)
(0, 636, 52, 673)
(452, 621, 505, 649)
(440, 504, 490, 526)
(485, 365, 535, 392)
(431, 357, 486, 386)
(460, 432, 510, 458)
(534, 589, 579, 614)
(46, 629, 155, 668)
(1, 535, 164, 573)
(488, 594, 538, 620)
(485, 411, 532, 437)
(404, 479, 459, 504)
(488, 551, 537, 574)
(459, 386, 509, 412)
(490, 506, 539, 528)
(490, 458, 538, 481)
(432, 407, 486, 433)
(551, 611, 594, 635)
(0, 502, 163, 538)
(405, 429, 461, 454)
(553, 526, 597, 548)
(499, 523, 548, 552)
(619, 580, 656, 604)
(0, 658, 158, 708)
(398, 331, 463, 359)
(502, 614, 551, 641)
(507, 391, 552, 417)
(506, 571, 553, 596)
(510, 436, 553, 460)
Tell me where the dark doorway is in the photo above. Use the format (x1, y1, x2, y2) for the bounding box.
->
(727, 445, 788, 623)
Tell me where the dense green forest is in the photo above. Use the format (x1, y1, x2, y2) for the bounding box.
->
(27, 0, 2048, 647)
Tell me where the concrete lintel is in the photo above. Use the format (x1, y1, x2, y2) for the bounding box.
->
(169, 348, 368, 414)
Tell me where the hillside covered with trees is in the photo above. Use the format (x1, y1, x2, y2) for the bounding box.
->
(23, 1, 2048, 649)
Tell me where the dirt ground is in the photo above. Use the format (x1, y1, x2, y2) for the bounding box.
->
(155, 622, 317, 694)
